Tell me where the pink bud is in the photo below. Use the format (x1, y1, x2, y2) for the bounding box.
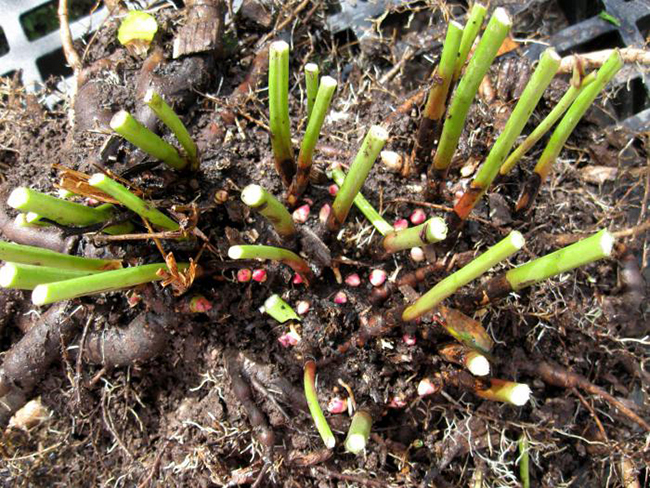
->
(292, 273, 304, 285)
(127, 292, 141, 308)
(327, 397, 348, 414)
(86, 198, 100, 206)
(296, 300, 310, 315)
(292, 204, 310, 224)
(394, 218, 408, 231)
(410, 208, 426, 225)
(345, 273, 361, 287)
(388, 395, 407, 409)
(237, 269, 252, 282)
(189, 295, 213, 313)
(278, 330, 301, 348)
(252, 269, 267, 283)
(417, 378, 437, 397)
(369, 269, 387, 287)
(328, 184, 339, 196)
(410, 247, 425, 262)
(319, 204, 331, 224)
(334, 291, 347, 304)
(402, 333, 416, 346)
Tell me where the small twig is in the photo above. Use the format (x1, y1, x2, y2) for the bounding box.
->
(57, 0, 82, 72)
(613, 221, 650, 239)
(558, 47, 650, 73)
(572, 387, 609, 442)
(136, 439, 170, 488)
(75, 314, 94, 407)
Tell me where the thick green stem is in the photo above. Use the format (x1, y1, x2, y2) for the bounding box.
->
(269, 40, 295, 187)
(413, 21, 463, 164)
(344, 410, 372, 455)
(144, 89, 198, 170)
(0, 241, 121, 271)
(506, 229, 614, 290)
(327, 125, 388, 232)
(454, 49, 561, 220)
(304, 360, 336, 449)
(474, 378, 531, 406)
(88, 174, 180, 231)
(287, 76, 337, 206)
(453, 3, 488, 82)
(304, 63, 319, 121)
(0, 263, 95, 290)
(500, 71, 596, 175)
(432, 8, 511, 173)
(7, 188, 131, 235)
(330, 165, 393, 236)
(241, 184, 296, 239)
(228, 245, 313, 285)
(516, 50, 623, 213)
(110, 110, 187, 170)
(382, 217, 447, 253)
(32, 262, 187, 305)
(402, 231, 524, 321)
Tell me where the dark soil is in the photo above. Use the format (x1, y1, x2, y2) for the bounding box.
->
(0, 1, 648, 487)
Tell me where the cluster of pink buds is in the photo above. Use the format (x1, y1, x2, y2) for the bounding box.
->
(278, 328, 301, 348)
(237, 269, 252, 282)
(402, 333, 417, 346)
(417, 378, 437, 397)
(334, 291, 347, 304)
(393, 218, 408, 231)
(388, 394, 407, 409)
(345, 273, 361, 287)
(189, 295, 213, 313)
(319, 204, 331, 224)
(327, 396, 348, 414)
(369, 269, 387, 287)
(328, 184, 339, 196)
(296, 300, 310, 315)
(292, 273, 303, 285)
(252, 269, 267, 282)
(410, 208, 426, 225)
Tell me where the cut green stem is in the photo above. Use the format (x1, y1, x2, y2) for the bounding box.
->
(241, 184, 296, 239)
(382, 217, 447, 253)
(519, 434, 530, 488)
(454, 48, 561, 220)
(413, 21, 463, 165)
(304, 63, 319, 121)
(144, 89, 198, 170)
(110, 110, 187, 170)
(31, 262, 187, 305)
(268, 40, 295, 187)
(453, 3, 488, 82)
(402, 230, 524, 321)
(287, 75, 337, 206)
(344, 410, 372, 455)
(330, 165, 393, 236)
(474, 378, 531, 406)
(516, 50, 623, 214)
(228, 245, 313, 285)
(88, 174, 180, 231)
(431, 8, 511, 180)
(304, 360, 336, 449)
(8, 187, 130, 235)
(260, 294, 300, 323)
(0, 241, 122, 271)
(438, 342, 490, 376)
(500, 71, 597, 175)
(0, 263, 95, 290)
(327, 125, 388, 232)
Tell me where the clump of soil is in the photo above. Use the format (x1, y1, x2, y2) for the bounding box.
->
(0, 1, 648, 487)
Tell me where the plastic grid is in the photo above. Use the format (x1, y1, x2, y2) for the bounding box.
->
(0, 0, 107, 88)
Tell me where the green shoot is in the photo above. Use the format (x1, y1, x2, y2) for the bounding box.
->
(453, 3, 488, 82)
(344, 410, 372, 455)
(110, 110, 187, 170)
(0, 241, 121, 271)
(287, 75, 337, 206)
(144, 89, 199, 170)
(431, 8, 511, 178)
(31, 262, 187, 305)
(330, 165, 393, 236)
(382, 217, 447, 253)
(88, 174, 180, 231)
(474, 378, 531, 406)
(260, 294, 300, 323)
(516, 50, 623, 213)
(0, 263, 95, 290)
(304, 63, 319, 120)
(304, 360, 336, 449)
(241, 184, 296, 239)
(268, 41, 295, 187)
(519, 434, 530, 488)
(453, 48, 561, 221)
(402, 231, 524, 321)
(328, 125, 388, 232)
(117, 10, 158, 55)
